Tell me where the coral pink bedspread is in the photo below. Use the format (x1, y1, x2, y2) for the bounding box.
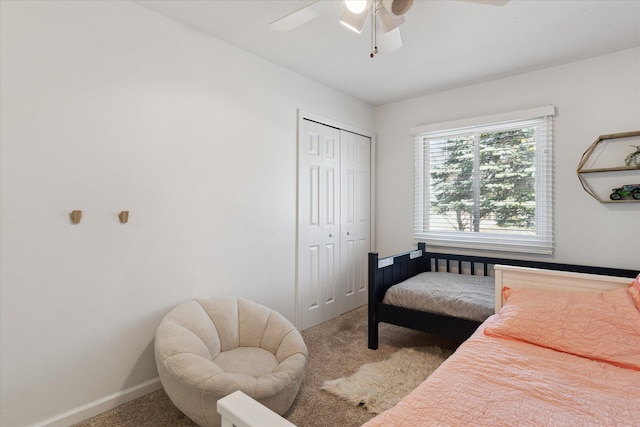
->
(362, 315, 640, 427)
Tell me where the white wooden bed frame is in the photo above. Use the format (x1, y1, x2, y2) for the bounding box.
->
(493, 264, 633, 311)
(217, 265, 634, 427)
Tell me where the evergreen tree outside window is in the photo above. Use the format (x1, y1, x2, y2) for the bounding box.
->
(412, 106, 554, 254)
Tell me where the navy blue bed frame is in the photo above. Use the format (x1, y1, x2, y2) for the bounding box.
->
(367, 242, 638, 349)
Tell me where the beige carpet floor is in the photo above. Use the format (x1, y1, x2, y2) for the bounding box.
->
(74, 305, 461, 427)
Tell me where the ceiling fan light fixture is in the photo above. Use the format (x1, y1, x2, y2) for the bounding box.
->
(377, 26, 402, 53)
(340, 10, 369, 33)
(377, 7, 405, 33)
(382, 0, 414, 16)
(344, 0, 369, 14)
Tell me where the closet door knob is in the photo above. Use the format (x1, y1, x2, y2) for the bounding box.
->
(329, 233, 333, 238)
(347, 231, 351, 236)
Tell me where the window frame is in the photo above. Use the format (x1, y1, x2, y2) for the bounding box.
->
(411, 106, 555, 255)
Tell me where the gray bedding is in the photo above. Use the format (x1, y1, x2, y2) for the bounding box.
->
(382, 272, 494, 322)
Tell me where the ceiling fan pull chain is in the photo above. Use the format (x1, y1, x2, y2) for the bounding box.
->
(371, 1, 378, 58)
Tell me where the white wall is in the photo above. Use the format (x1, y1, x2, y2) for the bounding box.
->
(374, 47, 640, 269)
(0, 1, 374, 426)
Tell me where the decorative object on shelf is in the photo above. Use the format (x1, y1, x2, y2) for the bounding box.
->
(70, 210, 82, 224)
(577, 131, 640, 203)
(609, 184, 640, 201)
(625, 145, 640, 168)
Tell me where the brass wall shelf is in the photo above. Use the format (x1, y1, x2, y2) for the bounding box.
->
(577, 131, 640, 203)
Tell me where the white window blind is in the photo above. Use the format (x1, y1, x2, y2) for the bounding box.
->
(412, 106, 555, 254)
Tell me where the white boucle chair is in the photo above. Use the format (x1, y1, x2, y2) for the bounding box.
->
(155, 296, 308, 427)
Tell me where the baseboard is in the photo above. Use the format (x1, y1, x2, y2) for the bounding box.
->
(31, 377, 162, 427)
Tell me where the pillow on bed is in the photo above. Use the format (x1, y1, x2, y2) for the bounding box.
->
(484, 286, 640, 370)
(628, 274, 640, 310)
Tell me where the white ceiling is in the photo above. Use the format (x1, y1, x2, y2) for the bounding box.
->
(135, 0, 640, 106)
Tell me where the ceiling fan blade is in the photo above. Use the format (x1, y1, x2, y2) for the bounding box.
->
(377, 27, 402, 53)
(270, 1, 336, 32)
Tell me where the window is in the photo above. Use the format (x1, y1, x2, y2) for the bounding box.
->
(412, 106, 554, 254)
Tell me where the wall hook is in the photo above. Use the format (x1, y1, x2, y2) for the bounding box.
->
(70, 210, 82, 224)
(118, 211, 129, 224)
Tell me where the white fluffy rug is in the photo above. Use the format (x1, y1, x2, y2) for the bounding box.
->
(321, 345, 452, 414)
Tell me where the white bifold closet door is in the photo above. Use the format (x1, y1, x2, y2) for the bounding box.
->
(339, 129, 371, 315)
(298, 119, 371, 330)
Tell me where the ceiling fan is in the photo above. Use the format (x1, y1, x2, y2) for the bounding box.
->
(270, 0, 414, 58)
(270, 0, 510, 58)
